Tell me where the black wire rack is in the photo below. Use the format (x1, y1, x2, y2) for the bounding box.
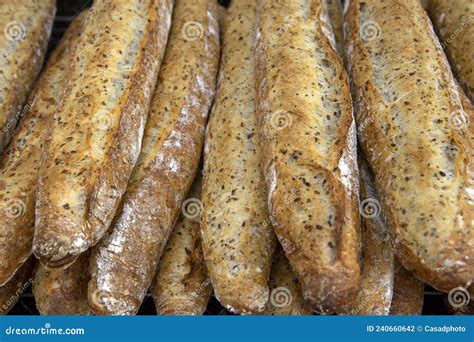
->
(8, 0, 449, 316)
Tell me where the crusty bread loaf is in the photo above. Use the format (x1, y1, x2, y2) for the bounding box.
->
(389, 261, 424, 315)
(325, 0, 344, 56)
(255, 0, 361, 313)
(0, 258, 33, 315)
(201, 0, 277, 315)
(33, 252, 92, 315)
(429, 0, 474, 101)
(345, 0, 473, 293)
(262, 252, 313, 316)
(340, 158, 395, 315)
(151, 175, 212, 316)
(0, 0, 55, 154)
(89, 0, 219, 315)
(0, 11, 88, 286)
(34, 0, 173, 268)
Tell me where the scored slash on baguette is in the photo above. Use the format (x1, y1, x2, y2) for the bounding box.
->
(33, 0, 174, 268)
(0, 10, 88, 286)
(201, 0, 277, 315)
(344, 0, 473, 294)
(0, 0, 56, 154)
(88, 0, 220, 315)
(255, 0, 361, 313)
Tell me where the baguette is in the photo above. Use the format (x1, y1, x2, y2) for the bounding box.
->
(0, 258, 33, 315)
(201, 0, 277, 314)
(0, 11, 88, 286)
(340, 158, 395, 315)
(255, 0, 360, 313)
(33, 252, 92, 315)
(34, 0, 174, 268)
(151, 175, 212, 316)
(345, 0, 473, 293)
(389, 261, 424, 315)
(325, 0, 344, 56)
(0, 0, 55, 154)
(262, 252, 313, 316)
(429, 0, 474, 101)
(89, 0, 219, 315)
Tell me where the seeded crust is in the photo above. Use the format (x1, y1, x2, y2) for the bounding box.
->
(389, 261, 424, 315)
(151, 175, 212, 316)
(201, 0, 277, 315)
(0, 257, 33, 315)
(340, 158, 395, 315)
(33, 252, 92, 315)
(0, 0, 55, 154)
(255, 0, 361, 313)
(325, 0, 344, 56)
(89, 0, 219, 315)
(429, 0, 474, 102)
(262, 252, 313, 316)
(34, 0, 174, 268)
(345, 0, 473, 293)
(0, 12, 88, 286)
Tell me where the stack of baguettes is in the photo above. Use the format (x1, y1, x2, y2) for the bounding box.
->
(0, 0, 472, 316)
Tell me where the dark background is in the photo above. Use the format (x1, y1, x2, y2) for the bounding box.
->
(9, 0, 447, 316)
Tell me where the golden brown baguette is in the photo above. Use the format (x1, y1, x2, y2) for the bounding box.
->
(201, 0, 277, 315)
(340, 158, 395, 315)
(151, 175, 212, 316)
(345, 0, 473, 294)
(34, 0, 174, 268)
(255, 0, 360, 313)
(0, 11, 88, 286)
(325, 0, 344, 56)
(429, 0, 474, 101)
(389, 261, 424, 315)
(0, 258, 33, 315)
(89, 0, 219, 315)
(33, 252, 92, 315)
(0, 0, 55, 154)
(262, 252, 313, 316)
